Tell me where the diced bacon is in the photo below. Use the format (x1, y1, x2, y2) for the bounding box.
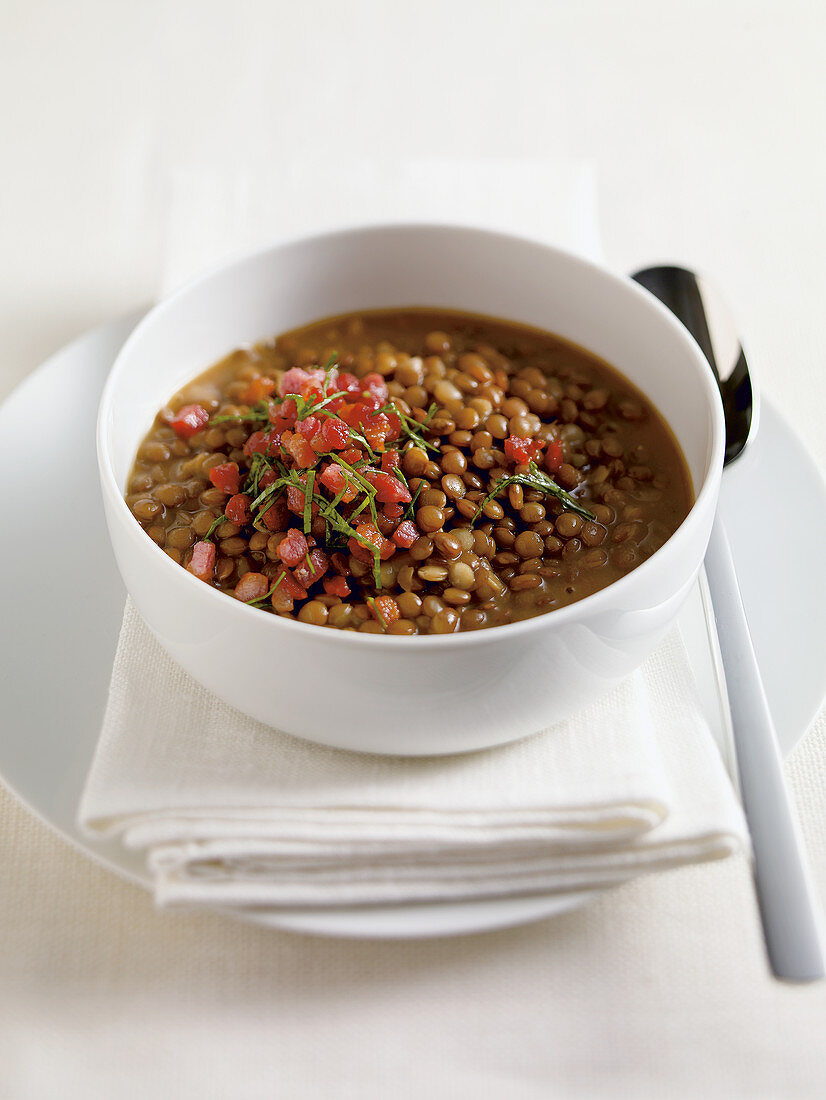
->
(370, 595, 401, 626)
(186, 540, 215, 582)
(362, 469, 411, 504)
(293, 547, 329, 588)
(234, 572, 268, 602)
(323, 575, 351, 598)
(319, 463, 357, 503)
(278, 528, 309, 567)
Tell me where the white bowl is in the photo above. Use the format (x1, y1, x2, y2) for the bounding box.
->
(98, 224, 724, 756)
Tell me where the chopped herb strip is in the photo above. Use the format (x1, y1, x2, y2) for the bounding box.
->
(209, 400, 271, 426)
(380, 402, 440, 452)
(203, 514, 227, 541)
(245, 574, 285, 606)
(403, 478, 426, 522)
(303, 469, 316, 534)
(335, 455, 379, 526)
(471, 461, 595, 524)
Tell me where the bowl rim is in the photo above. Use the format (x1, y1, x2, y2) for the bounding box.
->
(97, 221, 725, 649)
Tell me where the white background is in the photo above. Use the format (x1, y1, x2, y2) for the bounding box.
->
(2, 2, 826, 1097)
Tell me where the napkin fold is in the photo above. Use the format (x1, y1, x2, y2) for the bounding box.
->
(79, 602, 746, 909)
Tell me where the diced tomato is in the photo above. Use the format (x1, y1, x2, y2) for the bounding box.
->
(208, 462, 241, 494)
(320, 416, 350, 450)
(544, 439, 564, 473)
(336, 371, 361, 394)
(259, 469, 277, 489)
(170, 404, 209, 440)
(347, 520, 395, 562)
(244, 429, 280, 457)
(362, 468, 411, 504)
(380, 450, 400, 473)
(261, 500, 288, 531)
(278, 528, 309, 567)
(504, 435, 545, 465)
(240, 376, 276, 404)
(391, 520, 419, 548)
(293, 547, 329, 588)
(383, 413, 402, 441)
(225, 493, 252, 525)
(383, 502, 404, 520)
(285, 484, 305, 515)
(187, 540, 215, 582)
(340, 447, 363, 465)
(323, 575, 351, 598)
(370, 595, 401, 626)
(233, 572, 268, 602)
(319, 463, 358, 503)
(282, 430, 318, 468)
(361, 412, 392, 452)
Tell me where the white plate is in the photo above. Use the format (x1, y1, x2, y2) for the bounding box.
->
(1, 315, 824, 939)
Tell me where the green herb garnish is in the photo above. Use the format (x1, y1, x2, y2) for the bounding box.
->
(202, 513, 227, 541)
(471, 461, 595, 524)
(302, 469, 316, 534)
(209, 400, 272, 426)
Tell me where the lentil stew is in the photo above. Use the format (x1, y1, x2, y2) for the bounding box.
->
(126, 309, 693, 634)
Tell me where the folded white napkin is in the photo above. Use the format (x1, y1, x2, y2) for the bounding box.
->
(78, 602, 746, 909)
(79, 159, 746, 911)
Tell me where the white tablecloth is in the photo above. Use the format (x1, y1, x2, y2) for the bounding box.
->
(2, 2, 825, 1097)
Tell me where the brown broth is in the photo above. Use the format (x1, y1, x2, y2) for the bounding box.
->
(126, 309, 693, 633)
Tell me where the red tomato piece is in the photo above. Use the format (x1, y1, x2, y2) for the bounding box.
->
(504, 435, 545, 465)
(293, 547, 329, 588)
(383, 502, 404, 520)
(170, 404, 209, 439)
(319, 463, 358, 503)
(336, 371, 361, 394)
(329, 551, 350, 576)
(340, 447, 364, 465)
(380, 450, 400, 472)
(391, 520, 419, 548)
(225, 493, 252, 525)
(370, 595, 401, 625)
(362, 468, 411, 504)
(361, 412, 391, 452)
(285, 484, 305, 514)
(243, 429, 280, 457)
(347, 520, 395, 562)
(259, 469, 277, 489)
(187, 540, 215, 582)
(323, 575, 351, 598)
(282, 431, 318, 468)
(208, 462, 241, 494)
(240, 376, 276, 404)
(320, 417, 350, 450)
(544, 439, 564, 473)
(279, 528, 309, 567)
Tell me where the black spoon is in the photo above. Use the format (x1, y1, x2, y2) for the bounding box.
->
(633, 265, 824, 982)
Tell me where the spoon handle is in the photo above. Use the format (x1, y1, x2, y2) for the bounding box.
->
(705, 515, 825, 981)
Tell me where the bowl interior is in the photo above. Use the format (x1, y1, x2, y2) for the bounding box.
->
(100, 225, 720, 501)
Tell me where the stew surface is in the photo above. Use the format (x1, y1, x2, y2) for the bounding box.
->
(126, 309, 693, 634)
